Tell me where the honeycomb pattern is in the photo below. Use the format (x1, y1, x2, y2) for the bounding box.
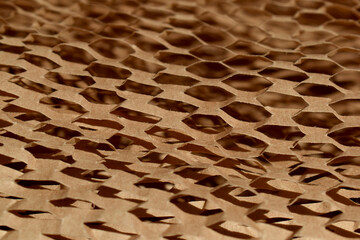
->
(0, 0, 359, 239)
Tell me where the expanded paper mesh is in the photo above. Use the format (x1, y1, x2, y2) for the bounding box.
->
(0, 0, 360, 239)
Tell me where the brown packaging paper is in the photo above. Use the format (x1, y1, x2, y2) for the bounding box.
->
(0, 0, 359, 239)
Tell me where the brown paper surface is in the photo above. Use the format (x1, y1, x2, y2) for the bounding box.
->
(0, 0, 360, 239)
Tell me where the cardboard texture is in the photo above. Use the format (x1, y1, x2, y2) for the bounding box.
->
(0, 0, 359, 239)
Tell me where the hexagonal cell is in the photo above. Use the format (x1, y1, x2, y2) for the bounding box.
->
(80, 88, 124, 104)
(193, 25, 234, 46)
(99, 12, 138, 25)
(110, 107, 161, 124)
(222, 74, 272, 92)
(118, 80, 162, 96)
(58, 27, 97, 43)
(326, 220, 360, 238)
(330, 71, 360, 90)
(44, 72, 95, 89)
(217, 133, 267, 152)
(328, 156, 360, 178)
(330, 99, 360, 116)
(325, 20, 360, 35)
(329, 49, 360, 69)
(13, 78, 50, 98)
(224, 55, 272, 71)
(294, 83, 341, 98)
(168, 17, 202, 29)
(292, 112, 342, 129)
(98, 24, 135, 38)
(186, 62, 233, 79)
(264, 2, 299, 16)
(190, 45, 232, 61)
(89, 39, 135, 59)
(295, 58, 342, 75)
(161, 30, 202, 49)
(35, 124, 82, 140)
(122, 55, 165, 74)
(326, 4, 359, 20)
(329, 35, 360, 49)
(263, 20, 299, 36)
(257, 125, 304, 141)
(221, 102, 271, 122)
(153, 73, 199, 86)
(86, 62, 131, 79)
(328, 127, 360, 146)
(229, 24, 269, 42)
(257, 92, 308, 109)
(149, 97, 198, 113)
(127, 33, 167, 53)
(295, 0, 324, 9)
(259, 67, 308, 82)
(295, 12, 331, 26)
(21, 53, 59, 70)
(227, 40, 268, 55)
(300, 43, 337, 55)
(260, 37, 299, 50)
(53, 45, 96, 65)
(185, 85, 234, 102)
(155, 52, 199, 66)
(294, 30, 335, 42)
(40, 97, 87, 114)
(182, 114, 231, 134)
(231, 7, 271, 26)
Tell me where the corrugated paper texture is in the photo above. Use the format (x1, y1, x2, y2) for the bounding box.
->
(0, 0, 360, 239)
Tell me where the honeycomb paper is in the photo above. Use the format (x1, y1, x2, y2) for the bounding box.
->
(0, 0, 359, 239)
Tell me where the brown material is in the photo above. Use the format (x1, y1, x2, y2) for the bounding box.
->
(0, 0, 359, 239)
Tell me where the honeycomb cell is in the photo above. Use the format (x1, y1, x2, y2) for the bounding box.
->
(326, 4, 359, 20)
(329, 49, 360, 69)
(260, 37, 299, 50)
(53, 45, 96, 65)
(295, 12, 331, 26)
(295, 59, 342, 75)
(325, 20, 360, 35)
(155, 52, 199, 66)
(98, 24, 135, 38)
(294, 83, 341, 98)
(330, 99, 360, 116)
(185, 85, 234, 102)
(257, 92, 308, 109)
(21, 53, 60, 70)
(190, 45, 231, 61)
(223, 74, 272, 92)
(300, 43, 337, 55)
(221, 102, 271, 122)
(224, 55, 272, 70)
(126, 33, 167, 53)
(161, 30, 202, 49)
(118, 80, 163, 96)
(328, 128, 360, 146)
(80, 88, 124, 104)
(259, 67, 308, 82)
(153, 73, 199, 86)
(330, 71, 360, 90)
(264, 2, 299, 16)
(149, 98, 198, 113)
(292, 112, 342, 129)
(89, 39, 135, 59)
(217, 133, 268, 152)
(86, 62, 131, 79)
(193, 25, 234, 46)
(44, 72, 95, 89)
(122, 55, 166, 73)
(186, 62, 233, 78)
(182, 114, 231, 134)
